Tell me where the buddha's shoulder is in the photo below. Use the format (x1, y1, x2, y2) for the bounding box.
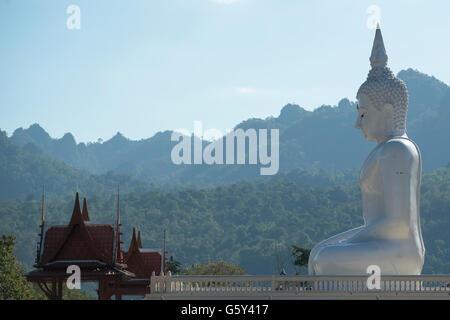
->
(377, 137, 420, 161)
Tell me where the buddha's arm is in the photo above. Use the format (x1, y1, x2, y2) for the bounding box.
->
(379, 139, 418, 220)
(346, 216, 401, 242)
(347, 140, 417, 243)
(313, 226, 365, 247)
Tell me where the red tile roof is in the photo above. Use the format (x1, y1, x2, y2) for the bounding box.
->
(123, 228, 162, 278)
(41, 224, 115, 264)
(38, 193, 116, 266)
(140, 251, 162, 276)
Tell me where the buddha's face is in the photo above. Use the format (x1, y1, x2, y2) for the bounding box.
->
(355, 95, 393, 143)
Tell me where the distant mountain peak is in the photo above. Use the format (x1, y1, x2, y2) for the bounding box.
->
(27, 123, 49, 137)
(11, 123, 51, 147)
(278, 104, 308, 123)
(29, 123, 44, 129)
(111, 132, 127, 140)
(153, 130, 173, 139)
(103, 131, 129, 146)
(337, 98, 353, 109)
(61, 132, 76, 144)
(398, 68, 449, 89)
(280, 103, 305, 113)
(397, 68, 449, 115)
(116, 131, 126, 137)
(12, 123, 46, 136)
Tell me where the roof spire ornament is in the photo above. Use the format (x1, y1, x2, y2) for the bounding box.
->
(41, 185, 45, 223)
(69, 192, 83, 225)
(116, 185, 123, 264)
(35, 185, 46, 265)
(81, 197, 90, 222)
(127, 227, 139, 254)
(137, 231, 143, 249)
(370, 23, 388, 68)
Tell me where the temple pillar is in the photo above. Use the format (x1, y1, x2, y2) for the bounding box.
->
(57, 279, 63, 300)
(98, 279, 115, 300)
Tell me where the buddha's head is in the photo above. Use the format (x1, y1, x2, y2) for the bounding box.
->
(355, 25, 409, 143)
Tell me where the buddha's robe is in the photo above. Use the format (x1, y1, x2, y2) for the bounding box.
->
(308, 136, 425, 275)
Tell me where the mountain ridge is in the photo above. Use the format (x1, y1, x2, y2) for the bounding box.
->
(7, 68, 450, 186)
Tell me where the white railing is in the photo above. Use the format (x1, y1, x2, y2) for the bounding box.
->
(147, 274, 450, 299)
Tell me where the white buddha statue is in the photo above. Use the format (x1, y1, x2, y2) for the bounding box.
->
(308, 25, 425, 275)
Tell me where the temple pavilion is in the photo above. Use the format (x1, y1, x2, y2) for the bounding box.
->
(26, 192, 165, 300)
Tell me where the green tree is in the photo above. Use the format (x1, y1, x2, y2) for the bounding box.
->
(181, 261, 246, 275)
(167, 256, 182, 274)
(62, 287, 95, 300)
(292, 246, 311, 275)
(0, 235, 33, 300)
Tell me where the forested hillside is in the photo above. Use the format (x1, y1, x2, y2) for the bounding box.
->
(1, 167, 448, 275)
(0, 130, 158, 200)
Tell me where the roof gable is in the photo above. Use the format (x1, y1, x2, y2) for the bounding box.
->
(123, 228, 162, 278)
(40, 193, 113, 266)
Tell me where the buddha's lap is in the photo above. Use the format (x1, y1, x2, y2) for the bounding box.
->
(313, 240, 422, 273)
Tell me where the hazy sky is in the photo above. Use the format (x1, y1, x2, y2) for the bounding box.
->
(1, 0, 449, 143)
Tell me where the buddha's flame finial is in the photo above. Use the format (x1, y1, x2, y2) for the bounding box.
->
(370, 24, 388, 68)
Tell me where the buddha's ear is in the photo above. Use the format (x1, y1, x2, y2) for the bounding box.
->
(382, 104, 396, 132)
(382, 103, 394, 117)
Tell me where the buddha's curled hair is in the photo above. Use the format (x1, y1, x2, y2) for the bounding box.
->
(357, 66, 409, 132)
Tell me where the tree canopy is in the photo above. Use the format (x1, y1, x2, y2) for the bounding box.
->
(0, 235, 33, 300)
(181, 261, 246, 276)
